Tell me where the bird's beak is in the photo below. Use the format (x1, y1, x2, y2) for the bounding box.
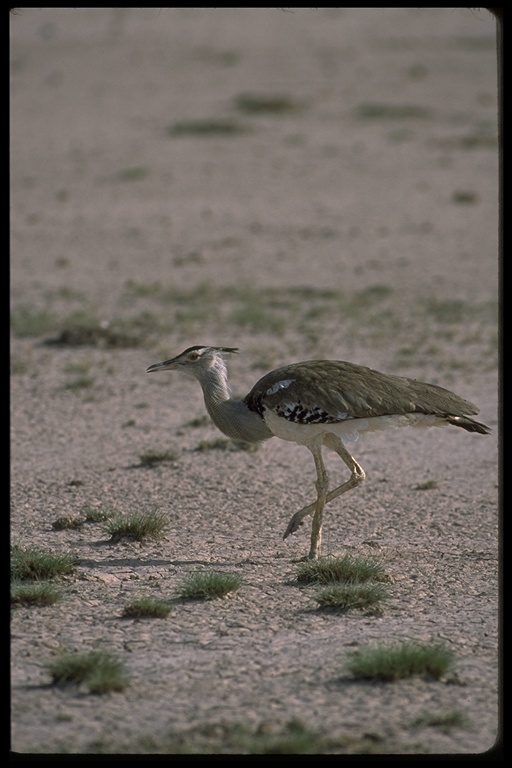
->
(146, 357, 179, 374)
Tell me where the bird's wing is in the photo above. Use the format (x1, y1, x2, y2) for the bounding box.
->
(245, 360, 481, 422)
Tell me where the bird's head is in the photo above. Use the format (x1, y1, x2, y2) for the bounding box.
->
(146, 345, 238, 379)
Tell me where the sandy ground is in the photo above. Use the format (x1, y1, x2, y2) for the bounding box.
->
(10, 8, 500, 755)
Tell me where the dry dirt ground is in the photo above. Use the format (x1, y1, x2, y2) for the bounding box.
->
(10, 8, 500, 756)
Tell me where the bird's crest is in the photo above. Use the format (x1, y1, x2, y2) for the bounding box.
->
(215, 346, 239, 355)
(181, 345, 239, 356)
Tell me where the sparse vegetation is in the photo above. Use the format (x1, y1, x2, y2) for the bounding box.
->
(184, 415, 211, 428)
(91, 718, 356, 754)
(114, 166, 150, 182)
(430, 132, 497, 151)
(17, 283, 470, 366)
(229, 301, 285, 334)
(11, 582, 62, 607)
(51, 515, 85, 530)
(355, 103, 432, 120)
(194, 438, 232, 451)
(422, 298, 470, 324)
(297, 555, 388, 613)
(184, 718, 333, 754)
(10, 301, 146, 347)
(314, 582, 388, 612)
(11, 545, 76, 581)
(44, 286, 87, 302)
(63, 374, 95, 391)
(452, 190, 478, 204)
(11, 355, 28, 374)
(46, 650, 128, 694)
(82, 504, 111, 523)
(116, 282, 415, 360)
(46, 320, 143, 348)
(105, 508, 167, 542)
(233, 92, 301, 115)
(346, 640, 454, 682)
(115, 282, 394, 349)
(63, 360, 93, 376)
(121, 597, 172, 619)
(10, 305, 56, 337)
(139, 449, 179, 467)
(193, 437, 257, 452)
(412, 479, 439, 491)
(168, 119, 249, 137)
(297, 554, 387, 585)
(178, 571, 242, 600)
(411, 709, 470, 734)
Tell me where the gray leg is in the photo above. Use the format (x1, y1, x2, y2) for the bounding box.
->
(308, 445, 329, 559)
(283, 433, 365, 541)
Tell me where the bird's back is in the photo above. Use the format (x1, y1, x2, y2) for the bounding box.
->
(245, 360, 488, 432)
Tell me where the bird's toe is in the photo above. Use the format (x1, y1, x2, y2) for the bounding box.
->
(283, 515, 304, 539)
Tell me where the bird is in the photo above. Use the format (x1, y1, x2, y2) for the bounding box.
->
(146, 345, 491, 559)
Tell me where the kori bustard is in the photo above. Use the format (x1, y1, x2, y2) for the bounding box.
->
(147, 345, 490, 559)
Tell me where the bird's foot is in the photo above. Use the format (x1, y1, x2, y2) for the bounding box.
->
(283, 497, 318, 539)
(282, 512, 306, 539)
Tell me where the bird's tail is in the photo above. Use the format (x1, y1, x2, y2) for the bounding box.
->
(446, 415, 491, 435)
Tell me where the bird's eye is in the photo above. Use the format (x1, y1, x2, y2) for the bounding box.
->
(188, 352, 200, 361)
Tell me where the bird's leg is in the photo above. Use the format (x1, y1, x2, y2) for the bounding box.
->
(283, 434, 365, 540)
(308, 445, 329, 559)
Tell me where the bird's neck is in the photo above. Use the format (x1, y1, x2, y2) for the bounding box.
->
(201, 363, 232, 409)
(199, 363, 273, 443)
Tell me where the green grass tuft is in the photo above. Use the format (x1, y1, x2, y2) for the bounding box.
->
(314, 582, 388, 612)
(63, 374, 95, 391)
(121, 597, 172, 619)
(346, 640, 454, 682)
(82, 504, 111, 523)
(411, 709, 470, 733)
(11, 582, 62, 607)
(412, 479, 439, 491)
(233, 92, 301, 115)
(355, 103, 431, 121)
(168, 119, 249, 137)
(11, 305, 56, 337)
(117, 718, 346, 754)
(178, 571, 242, 600)
(194, 437, 231, 451)
(231, 718, 330, 754)
(11, 545, 76, 581)
(47, 650, 128, 694)
(114, 166, 150, 182)
(229, 301, 285, 333)
(422, 297, 470, 324)
(105, 508, 167, 542)
(139, 448, 179, 467)
(297, 554, 387, 584)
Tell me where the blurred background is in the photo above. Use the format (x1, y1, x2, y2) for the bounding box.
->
(10, 7, 498, 373)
